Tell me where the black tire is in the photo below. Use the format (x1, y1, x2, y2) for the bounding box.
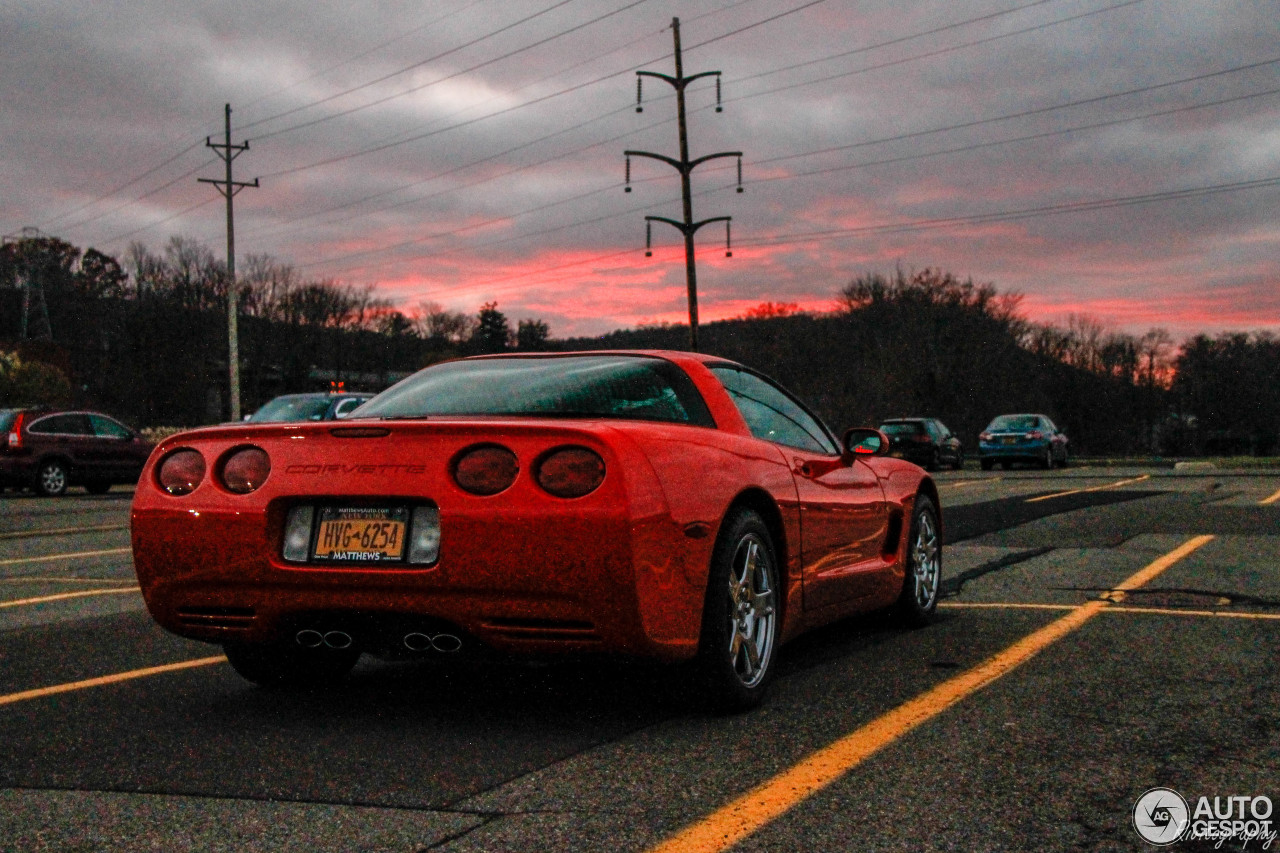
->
(926, 449, 940, 472)
(36, 459, 69, 497)
(84, 481, 112, 495)
(1041, 447, 1054, 470)
(223, 641, 360, 688)
(694, 509, 780, 713)
(980, 459, 993, 471)
(951, 451, 964, 471)
(895, 494, 941, 627)
(1056, 449, 1069, 469)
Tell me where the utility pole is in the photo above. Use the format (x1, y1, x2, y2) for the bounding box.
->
(625, 16, 742, 352)
(199, 104, 259, 421)
(3, 227, 53, 341)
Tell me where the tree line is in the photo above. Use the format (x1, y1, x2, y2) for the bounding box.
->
(2, 235, 1276, 456)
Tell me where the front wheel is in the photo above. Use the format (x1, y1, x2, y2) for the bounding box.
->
(695, 509, 780, 712)
(895, 494, 941, 627)
(223, 642, 360, 687)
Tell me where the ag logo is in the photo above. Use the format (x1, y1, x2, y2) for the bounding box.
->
(1134, 787, 1190, 845)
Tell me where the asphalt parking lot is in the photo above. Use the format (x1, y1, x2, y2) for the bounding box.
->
(1, 468, 1277, 852)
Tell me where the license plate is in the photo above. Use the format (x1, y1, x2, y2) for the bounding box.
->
(890, 451, 905, 458)
(1002, 436, 1017, 444)
(313, 507, 408, 562)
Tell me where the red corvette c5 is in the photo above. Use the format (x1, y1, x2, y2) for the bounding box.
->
(132, 351, 941, 710)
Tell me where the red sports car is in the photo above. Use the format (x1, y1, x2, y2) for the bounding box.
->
(131, 351, 941, 710)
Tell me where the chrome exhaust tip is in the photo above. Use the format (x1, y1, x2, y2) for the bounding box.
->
(323, 630, 353, 649)
(296, 629, 324, 648)
(431, 633, 463, 653)
(403, 632, 434, 652)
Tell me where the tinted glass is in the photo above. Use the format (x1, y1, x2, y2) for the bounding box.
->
(988, 414, 1041, 431)
(332, 398, 366, 418)
(249, 395, 333, 422)
(711, 367, 837, 454)
(29, 414, 91, 435)
(0, 410, 17, 432)
(89, 414, 132, 438)
(358, 356, 714, 426)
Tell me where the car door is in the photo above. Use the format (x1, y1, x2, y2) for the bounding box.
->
(28, 413, 98, 477)
(88, 414, 146, 480)
(709, 367, 889, 611)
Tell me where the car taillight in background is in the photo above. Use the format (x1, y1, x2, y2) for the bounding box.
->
(1027, 431, 1044, 440)
(453, 445, 519, 495)
(220, 447, 270, 494)
(157, 449, 205, 496)
(979, 432, 992, 442)
(536, 446, 605, 498)
(5, 412, 23, 449)
(912, 434, 931, 443)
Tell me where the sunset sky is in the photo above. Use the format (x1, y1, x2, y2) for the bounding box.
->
(3, 0, 1277, 340)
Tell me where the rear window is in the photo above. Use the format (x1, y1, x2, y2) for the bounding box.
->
(0, 410, 17, 433)
(358, 355, 714, 426)
(988, 415, 1041, 431)
(880, 422, 925, 436)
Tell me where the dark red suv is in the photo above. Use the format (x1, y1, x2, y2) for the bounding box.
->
(0, 408, 154, 496)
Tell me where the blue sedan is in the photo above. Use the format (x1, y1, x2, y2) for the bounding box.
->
(978, 414, 1068, 470)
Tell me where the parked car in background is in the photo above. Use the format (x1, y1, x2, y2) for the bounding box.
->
(245, 392, 372, 423)
(0, 408, 154, 496)
(978, 413, 1068, 470)
(878, 418, 963, 470)
(132, 351, 942, 711)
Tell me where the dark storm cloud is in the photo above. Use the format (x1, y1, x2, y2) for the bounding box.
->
(2, 0, 1277, 337)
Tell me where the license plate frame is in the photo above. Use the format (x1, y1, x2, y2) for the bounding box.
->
(312, 506, 409, 563)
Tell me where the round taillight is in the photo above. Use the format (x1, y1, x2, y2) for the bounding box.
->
(221, 447, 270, 494)
(157, 449, 205, 496)
(536, 447, 605, 498)
(453, 445, 519, 496)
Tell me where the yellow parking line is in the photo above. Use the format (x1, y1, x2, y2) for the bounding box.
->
(940, 602, 1074, 611)
(1025, 474, 1150, 503)
(646, 534, 1214, 853)
(943, 601, 1280, 620)
(1261, 487, 1280, 505)
(0, 656, 224, 708)
(0, 547, 131, 567)
(0, 524, 129, 540)
(0, 577, 137, 584)
(0, 587, 140, 609)
(941, 478, 998, 489)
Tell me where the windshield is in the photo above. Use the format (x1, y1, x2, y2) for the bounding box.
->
(357, 355, 715, 426)
(248, 396, 332, 422)
(988, 414, 1041, 431)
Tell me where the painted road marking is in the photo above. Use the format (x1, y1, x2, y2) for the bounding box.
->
(1261, 487, 1280, 505)
(941, 478, 998, 489)
(943, 602, 1280, 620)
(647, 534, 1214, 853)
(0, 524, 128, 540)
(0, 656, 224, 708)
(1025, 474, 1150, 503)
(0, 587, 140, 609)
(0, 547, 131, 567)
(0, 577, 137, 584)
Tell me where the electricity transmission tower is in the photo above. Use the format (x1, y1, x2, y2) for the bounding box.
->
(625, 16, 742, 352)
(199, 103, 259, 421)
(3, 226, 54, 341)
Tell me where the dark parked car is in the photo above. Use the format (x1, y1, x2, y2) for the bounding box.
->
(978, 413, 1068, 470)
(878, 418, 964, 470)
(245, 392, 372, 423)
(0, 408, 154, 496)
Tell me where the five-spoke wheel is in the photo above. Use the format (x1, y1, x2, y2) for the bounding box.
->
(896, 494, 941, 626)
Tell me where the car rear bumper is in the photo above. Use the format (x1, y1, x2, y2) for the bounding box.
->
(978, 440, 1050, 459)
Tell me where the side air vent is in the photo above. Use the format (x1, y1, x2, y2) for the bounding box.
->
(176, 605, 256, 629)
(882, 509, 905, 559)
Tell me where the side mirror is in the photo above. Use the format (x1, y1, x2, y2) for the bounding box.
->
(843, 427, 889, 461)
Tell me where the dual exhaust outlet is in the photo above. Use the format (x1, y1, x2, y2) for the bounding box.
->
(294, 629, 462, 653)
